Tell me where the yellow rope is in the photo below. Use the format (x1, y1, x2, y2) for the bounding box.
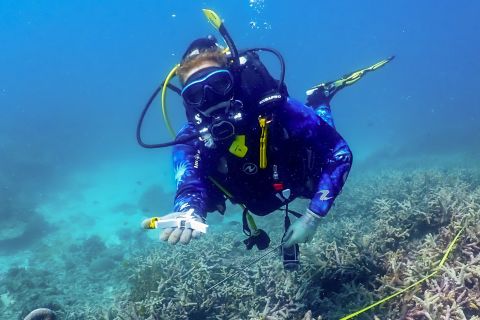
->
(340, 226, 465, 319)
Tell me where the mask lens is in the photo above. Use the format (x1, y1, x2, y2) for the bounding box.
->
(183, 84, 204, 105)
(182, 69, 233, 108)
(208, 72, 233, 94)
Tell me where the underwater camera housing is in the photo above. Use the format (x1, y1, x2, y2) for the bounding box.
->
(281, 243, 300, 270)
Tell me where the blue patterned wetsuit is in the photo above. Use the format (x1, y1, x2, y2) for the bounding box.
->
(172, 98, 352, 220)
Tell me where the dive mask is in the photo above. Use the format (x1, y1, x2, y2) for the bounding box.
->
(181, 67, 234, 115)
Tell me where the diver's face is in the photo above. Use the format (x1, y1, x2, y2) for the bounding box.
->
(181, 61, 234, 115)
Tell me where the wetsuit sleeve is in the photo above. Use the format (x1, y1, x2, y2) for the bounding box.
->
(308, 137, 352, 217)
(172, 124, 209, 220)
(280, 98, 353, 217)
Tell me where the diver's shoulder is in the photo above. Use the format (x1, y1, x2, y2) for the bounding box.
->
(274, 97, 309, 114)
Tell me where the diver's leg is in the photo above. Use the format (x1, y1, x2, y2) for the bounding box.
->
(306, 56, 395, 112)
(306, 81, 342, 108)
(306, 68, 368, 128)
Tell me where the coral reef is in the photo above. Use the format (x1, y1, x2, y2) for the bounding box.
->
(112, 230, 309, 319)
(0, 213, 52, 255)
(371, 169, 480, 320)
(0, 140, 60, 256)
(2, 166, 479, 319)
(0, 236, 131, 320)
(112, 167, 480, 320)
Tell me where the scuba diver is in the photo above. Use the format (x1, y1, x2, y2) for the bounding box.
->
(139, 10, 393, 270)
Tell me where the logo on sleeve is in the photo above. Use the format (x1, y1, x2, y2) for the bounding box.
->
(242, 163, 258, 175)
(318, 190, 333, 201)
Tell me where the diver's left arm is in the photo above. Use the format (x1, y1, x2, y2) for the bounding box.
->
(281, 99, 353, 246)
(284, 99, 353, 215)
(160, 124, 211, 245)
(308, 132, 352, 217)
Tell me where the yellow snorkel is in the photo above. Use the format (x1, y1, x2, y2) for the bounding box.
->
(202, 9, 239, 64)
(161, 64, 179, 138)
(158, 9, 239, 140)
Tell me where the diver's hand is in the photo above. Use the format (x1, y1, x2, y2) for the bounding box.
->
(283, 209, 320, 247)
(159, 211, 206, 245)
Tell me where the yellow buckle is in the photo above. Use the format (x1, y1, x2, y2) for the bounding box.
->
(229, 135, 248, 158)
(259, 117, 269, 169)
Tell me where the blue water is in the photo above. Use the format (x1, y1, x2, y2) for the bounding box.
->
(1, 0, 479, 318)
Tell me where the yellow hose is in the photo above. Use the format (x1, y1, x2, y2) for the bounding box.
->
(161, 64, 179, 138)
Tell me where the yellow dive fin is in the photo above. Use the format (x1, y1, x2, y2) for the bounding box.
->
(306, 56, 395, 106)
(334, 55, 395, 87)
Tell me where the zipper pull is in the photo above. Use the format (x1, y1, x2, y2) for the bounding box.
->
(273, 164, 279, 181)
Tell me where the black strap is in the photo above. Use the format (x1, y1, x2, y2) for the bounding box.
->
(136, 82, 199, 149)
(282, 204, 303, 237)
(242, 208, 251, 237)
(167, 82, 182, 95)
(284, 204, 291, 232)
(280, 203, 292, 245)
(287, 209, 303, 219)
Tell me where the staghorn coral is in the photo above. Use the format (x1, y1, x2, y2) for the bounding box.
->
(111, 167, 480, 320)
(4, 166, 476, 319)
(113, 230, 310, 319)
(373, 170, 480, 320)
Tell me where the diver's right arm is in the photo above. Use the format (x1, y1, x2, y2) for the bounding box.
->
(161, 123, 209, 245)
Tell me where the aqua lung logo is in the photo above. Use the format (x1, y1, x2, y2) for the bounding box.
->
(318, 190, 333, 201)
(259, 94, 282, 106)
(242, 163, 258, 175)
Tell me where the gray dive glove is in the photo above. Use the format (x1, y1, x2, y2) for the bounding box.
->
(142, 209, 207, 245)
(283, 208, 320, 248)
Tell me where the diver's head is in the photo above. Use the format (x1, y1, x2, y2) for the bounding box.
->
(178, 36, 234, 116)
(177, 35, 227, 83)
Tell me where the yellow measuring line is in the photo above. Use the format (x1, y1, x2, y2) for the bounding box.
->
(340, 226, 465, 320)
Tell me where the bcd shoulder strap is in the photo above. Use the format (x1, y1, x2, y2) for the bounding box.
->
(237, 50, 288, 114)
